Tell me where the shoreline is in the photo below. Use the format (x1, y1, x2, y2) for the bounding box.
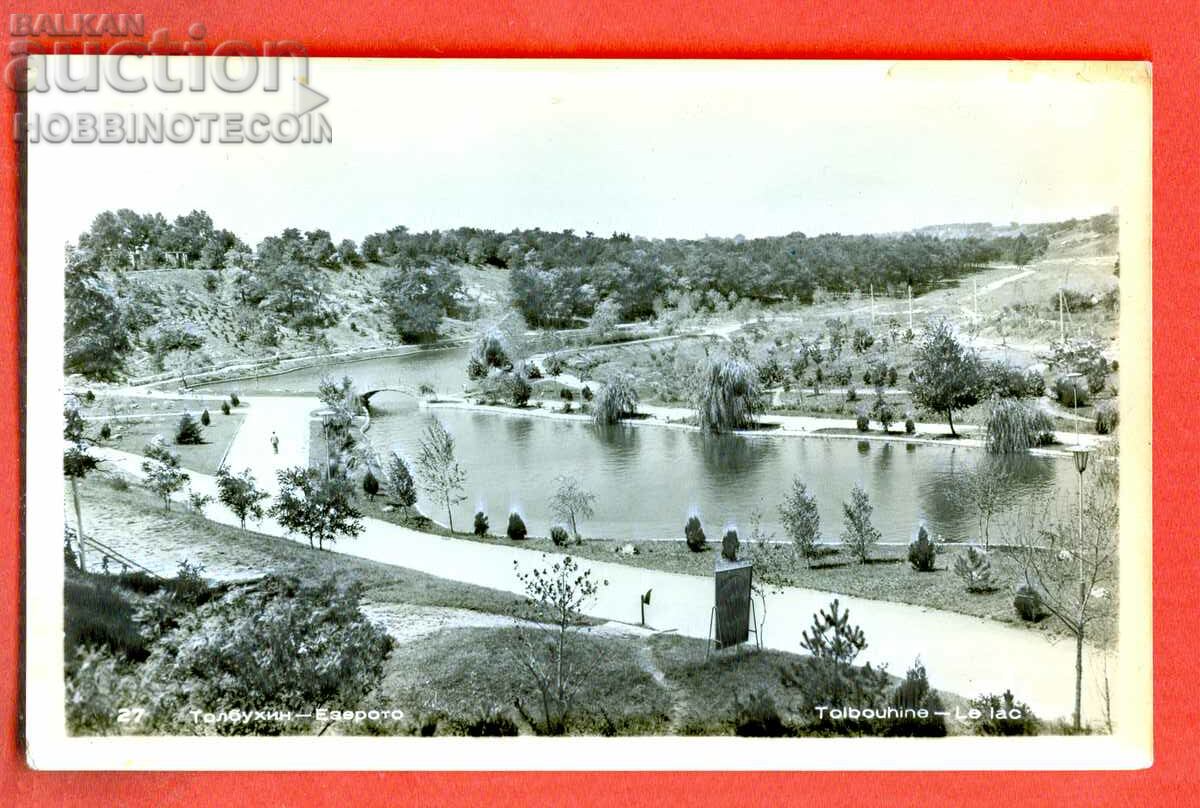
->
(419, 398, 1107, 458)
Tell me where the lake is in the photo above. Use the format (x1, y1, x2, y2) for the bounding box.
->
(197, 347, 1074, 542)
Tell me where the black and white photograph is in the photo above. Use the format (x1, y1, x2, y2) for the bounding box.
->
(24, 58, 1151, 769)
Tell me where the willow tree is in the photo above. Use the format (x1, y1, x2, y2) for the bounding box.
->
(694, 357, 762, 433)
(592, 374, 639, 425)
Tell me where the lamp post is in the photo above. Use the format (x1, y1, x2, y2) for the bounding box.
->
(1071, 444, 1091, 730)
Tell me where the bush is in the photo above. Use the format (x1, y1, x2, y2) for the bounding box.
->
(362, 470, 380, 500)
(221, 401, 231, 415)
(462, 709, 520, 737)
(550, 526, 570, 547)
(721, 529, 739, 561)
(505, 372, 532, 407)
(883, 659, 947, 737)
(64, 576, 150, 662)
(733, 690, 790, 737)
(559, 388, 574, 402)
(954, 546, 998, 592)
(544, 354, 565, 376)
(907, 525, 936, 571)
(525, 363, 543, 380)
(1054, 375, 1091, 407)
(581, 385, 593, 401)
(507, 512, 528, 541)
(98, 422, 112, 441)
(200, 409, 211, 426)
(1013, 584, 1048, 622)
(969, 690, 1040, 736)
(904, 414, 916, 434)
(845, 387, 859, 403)
(985, 398, 1055, 453)
(229, 392, 240, 407)
(684, 515, 707, 552)
(982, 361, 1043, 399)
(1095, 401, 1119, 434)
(174, 413, 204, 445)
(473, 511, 489, 536)
(855, 409, 870, 432)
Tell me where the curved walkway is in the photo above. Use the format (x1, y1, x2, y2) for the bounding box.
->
(93, 395, 1109, 723)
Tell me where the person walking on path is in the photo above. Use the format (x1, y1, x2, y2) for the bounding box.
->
(270, 432, 279, 454)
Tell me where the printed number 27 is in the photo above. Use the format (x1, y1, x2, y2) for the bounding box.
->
(117, 707, 146, 724)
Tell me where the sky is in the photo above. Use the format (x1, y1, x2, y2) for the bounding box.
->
(28, 59, 1149, 249)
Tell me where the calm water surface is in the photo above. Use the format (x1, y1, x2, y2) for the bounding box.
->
(198, 347, 1073, 542)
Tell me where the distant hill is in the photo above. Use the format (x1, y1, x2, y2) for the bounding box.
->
(898, 211, 1118, 242)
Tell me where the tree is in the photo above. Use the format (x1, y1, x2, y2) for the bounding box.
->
(336, 238, 363, 267)
(317, 374, 359, 413)
(910, 320, 982, 437)
(269, 466, 363, 550)
(592, 373, 639, 425)
(362, 470, 380, 501)
(779, 477, 820, 565)
(64, 249, 131, 380)
(215, 466, 269, 530)
(63, 401, 100, 571)
(378, 265, 463, 343)
(957, 459, 1011, 549)
(174, 412, 204, 445)
(386, 452, 418, 512)
(548, 475, 596, 540)
(200, 409, 211, 427)
(1003, 447, 1118, 731)
(781, 598, 889, 714)
(589, 298, 622, 343)
(841, 483, 881, 563)
(511, 556, 607, 734)
(141, 442, 190, 510)
(414, 418, 467, 531)
(694, 357, 762, 433)
(467, 330, 513, 379)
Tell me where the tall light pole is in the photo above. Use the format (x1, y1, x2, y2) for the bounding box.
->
(1071, 444, 1091, 730)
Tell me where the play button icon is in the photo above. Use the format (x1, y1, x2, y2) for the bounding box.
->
(296, 78, 329, 116)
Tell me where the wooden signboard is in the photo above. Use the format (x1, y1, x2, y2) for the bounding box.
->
(713, 559, 753, 648)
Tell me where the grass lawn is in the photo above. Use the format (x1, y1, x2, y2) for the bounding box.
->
(101, 410, 246, 474)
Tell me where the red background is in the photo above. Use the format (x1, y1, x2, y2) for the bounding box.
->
(1, 1, 1195, 804)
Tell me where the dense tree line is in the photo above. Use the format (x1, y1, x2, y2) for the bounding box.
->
(77, 209, 249, 271)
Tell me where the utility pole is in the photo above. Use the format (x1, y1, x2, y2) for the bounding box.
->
(1059, 289, 1066, 343)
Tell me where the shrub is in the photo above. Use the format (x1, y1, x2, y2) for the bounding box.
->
(684, 515, 707, 552)
(188, 490, 213, 514)
(581, 385, 593, 401)
(904, 414, 916, 434)
(174, 412, 204, 445)
(507, 512, 528, 541)
(467, 331, 512, 380)
(907, 525, 936, 571)
(969, 690, 1040, 736)
(779, 477, 820, 564)
(229, 392, 240, 407)
(462, 709, 520, 737)
(203, 272, 220, 293)
(550, 526, 570, 547)
(985, 398, 1055, 453)
(559, 388, 574, 402)
(982, 361, 1043, 399)
(845, 387, 859, 403)
(883, 659, 947, 737)
(362, 470, 380, 500)
(782, 599, 890, 715)
(1013, 584, 1048, 622)
(200, 409, 211, 426)
(1095, 401, 1119, 434)
(544, 353, 565, 376)
(98, 423, 112, 441)
(64, 576, 150, 662)
(871, 396, 896, 432)
(855, 409, 870, 432)
(525, 363, 543, 380)
(721, 529, 739, 561)
(505, 372, 532, 407)
(954, 546, 998, 592)
(1054, 375, 1091, 407)
(733, 690, 790, 737)
(221, 401, 231, 415)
